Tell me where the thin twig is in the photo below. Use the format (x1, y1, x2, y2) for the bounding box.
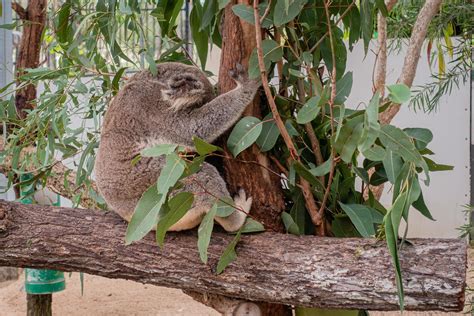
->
(317, 0, 338, 223)
(253, 0, 323, 229)
(296, 78, 325, 185)
(309, 0, 356, 54)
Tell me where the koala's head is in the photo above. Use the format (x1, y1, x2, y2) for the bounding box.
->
(158, 63, 215, 111)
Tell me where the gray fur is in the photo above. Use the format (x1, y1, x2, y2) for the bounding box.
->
(95, 62, 259, 231)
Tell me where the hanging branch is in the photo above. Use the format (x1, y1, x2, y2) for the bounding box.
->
(380, 0, 443, 124)
(252, 0, 324, 233)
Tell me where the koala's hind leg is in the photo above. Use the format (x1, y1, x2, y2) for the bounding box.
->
(214, 188, 252, 232)
(167, 163, 251, 232)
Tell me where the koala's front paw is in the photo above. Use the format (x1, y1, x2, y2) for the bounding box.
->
(229, 63, 248, 84)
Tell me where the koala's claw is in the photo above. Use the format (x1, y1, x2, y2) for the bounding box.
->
(234, 188, 252, 215)
(229, 63, 248, 84)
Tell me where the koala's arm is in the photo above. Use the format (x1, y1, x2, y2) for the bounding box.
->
(180, 80, 260, 143)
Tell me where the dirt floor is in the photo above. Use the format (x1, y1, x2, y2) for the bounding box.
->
(0, 249, 472, 316)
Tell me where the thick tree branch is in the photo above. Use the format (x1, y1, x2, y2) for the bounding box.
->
(0, 200, 467, 311)
(379, 0, 443, 124)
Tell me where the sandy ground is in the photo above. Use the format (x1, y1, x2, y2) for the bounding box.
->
(0, 249, 472, 316)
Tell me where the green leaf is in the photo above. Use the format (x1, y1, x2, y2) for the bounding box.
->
(403, 128, 433, 150)
(241, 218, 265, 233)
(334, 72, 353, 105)
(215, 197, 236, 217)
(193, 136, 222, 156)
(227, 116, 263, 157)
(231, 4, 273, 28)
(309, 158, 332, 177)
(157, 153, 186, 195)
(390, 191, 409, 235)
(198, 204, 217, 264)
(360, 0, 374, 54)
(57, 2, 71, 44)
(248, 39, 283, 79)
(339, 203, 383, 237)
(218, 0, 231, 9)
(0, 23, 16, 30)
(125, 185, 165, 245)
(293, 162, 325, 198)
(423, 157, 454, 171)
(290, 189, 306, 232)
(387, 84, 411, 104)
(156, 192, 194, 247)
(412, 190, 435, 221)
(362, 145, 386, 161)
(383, 150, 403, 184)
(216, 230, 242, 274)
(256, 115, 280, 152)
(379, 125, 424, 165)
(145, 51, 157, 76)
(273, 0, 307, 26)
(333, 118, 364, 163)
(359, 92, 380, 152)
(296, 96, 322, 124)
(112, 67, 127, 92)
(384, 214, 405, 310)
(281, 212, 300, 235)
(141, 144, 177, 157)
(190, 2, 208, 69)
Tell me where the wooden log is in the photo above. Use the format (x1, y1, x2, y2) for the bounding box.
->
(0, 200, 467, 311)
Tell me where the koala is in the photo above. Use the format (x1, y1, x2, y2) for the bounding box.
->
(94, 62, 260, 232)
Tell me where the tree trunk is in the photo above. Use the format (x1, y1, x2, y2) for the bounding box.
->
(217, 0, 286, 233)
(0, 200, 467, 311)
(12, 0, 47, 119)
(215, 2, 290, 314)
(11, 1, 49, 313)
(26, 294, 52, 316)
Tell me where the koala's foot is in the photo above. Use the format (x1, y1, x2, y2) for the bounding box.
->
(214, 189, 252, 233)
(233, 188, 252, 215)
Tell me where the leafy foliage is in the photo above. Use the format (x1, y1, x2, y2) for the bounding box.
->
(0, 0, 458, 310)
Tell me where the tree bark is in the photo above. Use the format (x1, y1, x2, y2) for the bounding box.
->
(12, 0, 47, 119)
(26, 294, 52, 316)
(217, 0, 286, 233)
(0, 200, 467, 311)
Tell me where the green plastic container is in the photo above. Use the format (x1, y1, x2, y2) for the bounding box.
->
(24, 269, 66, 294)
(20, 174, 66, 295)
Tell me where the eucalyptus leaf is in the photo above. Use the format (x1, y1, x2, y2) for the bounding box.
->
(227, 116, 263, 157)
(240, 218, 265, 233)
(141, 144, 177, 157)
(296, 96, 322, 124)
(156, 153, 186, 195)
(125, 185, 165, 245)
(198, 204, 217, 264)
(256, 115, 280, 152)
(383, 151, 403, 184)
(281, 211, 300, 235)
(215, 197, 236, 217)
(403, 128, 433, 150)
(309, 158, 331, 177)
(156, 192, 194, 247)
(387, 84, 411, 104)
(274, 0, 307, 26)
(216, 230, 242, 274)
(339, 203, 383, 237)
(193, 136, 222, 156)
